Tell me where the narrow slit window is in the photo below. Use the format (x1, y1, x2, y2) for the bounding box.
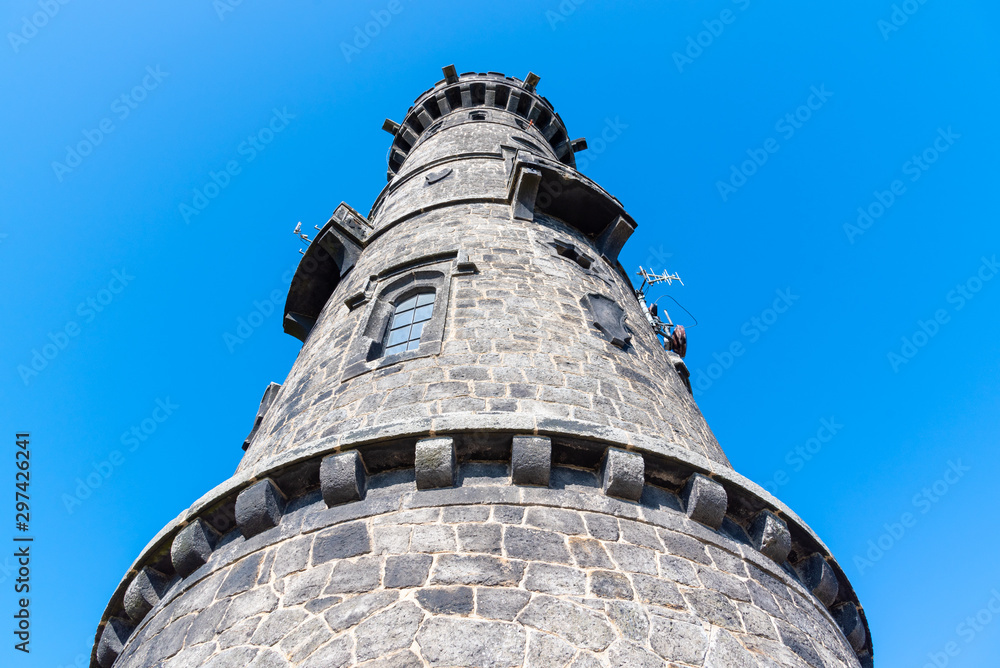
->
(384, 292, 435, 356)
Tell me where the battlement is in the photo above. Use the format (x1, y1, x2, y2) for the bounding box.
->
(384, 68, 579, 179)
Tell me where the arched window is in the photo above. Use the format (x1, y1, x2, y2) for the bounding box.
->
(384, 292, 435, 356)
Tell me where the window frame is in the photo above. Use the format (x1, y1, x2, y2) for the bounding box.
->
(342, 262, 454, 380)
(382, 290, 436, 357)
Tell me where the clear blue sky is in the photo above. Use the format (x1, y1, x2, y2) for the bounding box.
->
(2, 1, 997, 665)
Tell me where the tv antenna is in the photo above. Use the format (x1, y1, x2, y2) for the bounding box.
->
(635, 266, 689, 357)
(292, 222, 313, 255)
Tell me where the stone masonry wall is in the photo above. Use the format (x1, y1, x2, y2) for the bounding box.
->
(240, 202, 727, 474)
(239, 109, 729, 474)
(110, 465, 860, 668)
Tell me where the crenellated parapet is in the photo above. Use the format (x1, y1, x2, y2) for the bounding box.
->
(384, 67, 580, 180)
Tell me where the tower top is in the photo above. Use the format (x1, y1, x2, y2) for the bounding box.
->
(382, 67, 578, 179)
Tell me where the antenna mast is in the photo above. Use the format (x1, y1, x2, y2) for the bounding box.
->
(635, 266, 688, 357)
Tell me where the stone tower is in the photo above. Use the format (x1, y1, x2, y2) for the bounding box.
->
(92, 67, 872, 668)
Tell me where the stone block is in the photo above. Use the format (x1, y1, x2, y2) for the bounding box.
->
(417, 617, 526, 667)
(504, 526, 571, 564)
(518, 595, 616, 651)
(96, 618, 134, 668)
(795, 553, 839, 607)
(432, 554, 525, 586)
(355, 601, 424, 662)
(384, 554, 433, 588)
(589, 570, 633, 599)
(324, 590, 400, 633)
(457, 523, 503, 554)
(832, 602, 867, 652)
(511, 435, 551, 486)
(704, 628, 759, 667)
(583, 512, 619, 541)
(312, 521, 371, 564)
(416, 586, 474, 614)
(525, 507, 585, 535)
(171, 518, 219, 578)
(320, 450, 367, 507)
(415, 437, 456, 489)
(569, 537, 614, 569)
(235, 478, 286, 539)
(601, 448, 644, 501)
(524, 562, 586, 595)
(681, 473, 727, 529)
(749, 510, 792, 564)
(476, 587, 531, 621)
(123, 566, 169, 622)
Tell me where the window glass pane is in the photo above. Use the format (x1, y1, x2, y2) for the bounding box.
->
(413, 304, 433, 323)
(382, 291, 436, 359)
(390, 308, 415, 328)
(386, 327, 410, 347)
(396, 296, 418, 312)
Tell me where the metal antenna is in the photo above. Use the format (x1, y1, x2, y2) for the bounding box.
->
(292, 221, 312, 246)
(634, 266, 687, 354)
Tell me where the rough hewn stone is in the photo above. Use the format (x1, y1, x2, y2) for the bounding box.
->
(600, 448, 645, 501)
(171, 519, 220, 578)
(681, 473, 728, 529)
(235, 479, 286, 539)
(518, 595, 616, 651)
(355, 601, 425, 661)
(476, 587, 532, 621)
(312, 521, 371, 564)
(320, 450, 367, 507)
(511, 435, 551, 486)
(418, 617, 526, 667)
(796, 552, 840, 607)
(123, 567, 169, 622)
(750, 510, 792, 564)
(504, 526, 570, 563)
(416, 586, 475, 614)
(415, 437, 456, 489)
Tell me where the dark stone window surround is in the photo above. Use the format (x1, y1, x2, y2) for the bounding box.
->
(342, 252, 475, 381)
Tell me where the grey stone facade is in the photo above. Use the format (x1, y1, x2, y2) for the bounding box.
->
(92, 69, 872, 667)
